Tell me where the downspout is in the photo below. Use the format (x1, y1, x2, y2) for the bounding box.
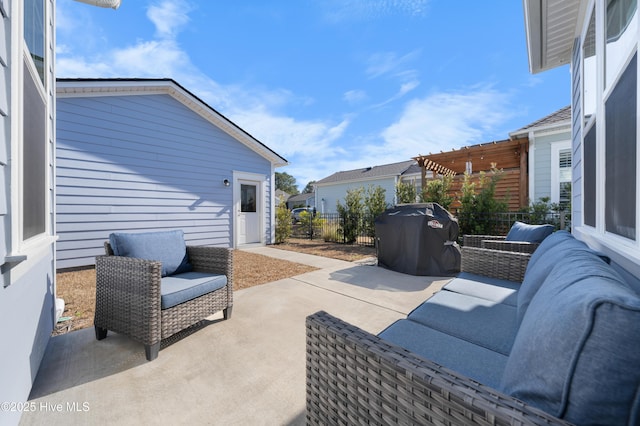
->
(73, 0, 122, 9)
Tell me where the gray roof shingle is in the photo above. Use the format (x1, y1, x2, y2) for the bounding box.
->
(512, 105, 571, 134)
(316, 160, 416, 184)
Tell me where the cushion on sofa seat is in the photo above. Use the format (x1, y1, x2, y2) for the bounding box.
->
(109, 230, 193, 277)
(161, 272, 227, 309)
(379, 319, 508, 389)
(445, 272, 519, 306)
(500, 271, 640, 425)
(516, 233, 591, 324)
(505, 221, 555, 243)
(407, 290, 518, 355)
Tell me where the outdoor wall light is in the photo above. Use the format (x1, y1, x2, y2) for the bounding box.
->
(223, 179, 230, 187)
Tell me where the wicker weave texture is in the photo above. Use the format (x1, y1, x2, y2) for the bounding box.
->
(306, 311, 571, 426)
(95, 243, 233, 358)
(463, 235, 506, 247)
(482, 240, 539, 254)
(461, 246, 530, 282)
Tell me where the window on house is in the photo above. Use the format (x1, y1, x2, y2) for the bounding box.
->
(605, 53, 636, 240)
(22, 0, 47, 241)
(24, 0, 46, 86)
(558, 149, 572, 208)
(22, 63, 46, 240)
(606, 0, 637, 87)
(583, 10, 597, 124)
(584, 125, 597, 227)
(241, 184, 257, 213)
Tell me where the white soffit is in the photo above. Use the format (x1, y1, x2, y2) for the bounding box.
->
(524, 0, 582, 73)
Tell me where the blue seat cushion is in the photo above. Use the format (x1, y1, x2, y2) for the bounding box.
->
(109, 230, 192, 277)
(407, 290, 518, 356)
(500, 269, 640, 424)
(517, 233, 591, 324)
(161, 272, 227, 309)
(445, 272, 520, 306)
(379, 319, 507, 389)
(505, 221, 554, 243)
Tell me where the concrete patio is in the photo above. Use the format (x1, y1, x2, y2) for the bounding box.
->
(20, 247, 450, 425)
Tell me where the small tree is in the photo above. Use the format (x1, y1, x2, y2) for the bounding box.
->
(458, 165, 507, 235)
(336, 187, 364, 243)
(274, 201, 292, 243)
(421, 175, 453, 210)
(364, 185, 387, 238)
(396, 181, 417, 204)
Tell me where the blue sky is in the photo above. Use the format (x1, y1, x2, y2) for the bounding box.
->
(57, 0, 570, 191)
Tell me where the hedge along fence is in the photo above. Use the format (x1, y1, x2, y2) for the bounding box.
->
(285, 210, 570, 247)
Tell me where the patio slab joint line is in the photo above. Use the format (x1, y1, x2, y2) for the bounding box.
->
(291, 276, 407, 315)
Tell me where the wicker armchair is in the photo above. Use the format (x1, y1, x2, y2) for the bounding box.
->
(95, 243, 233, 361)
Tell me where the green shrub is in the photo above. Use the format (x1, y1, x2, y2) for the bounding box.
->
(275, 202, 292, 243)
(396, 181, 417, 204)
(458, 166, 508, 235)
(422, 176, 453, 210)
(336, 187, 364, 244)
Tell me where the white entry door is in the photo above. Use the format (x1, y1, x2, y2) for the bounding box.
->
(237, 180, 261, 245)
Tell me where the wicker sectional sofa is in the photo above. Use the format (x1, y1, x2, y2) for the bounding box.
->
(306, 231, 640, 425)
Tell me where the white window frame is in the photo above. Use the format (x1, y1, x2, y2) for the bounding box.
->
(575, 0, 640, 274)
(5, 0, 55, 283)
(550, 141, 572, 204)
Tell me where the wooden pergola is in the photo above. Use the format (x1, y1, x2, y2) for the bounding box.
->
(412, 156, 457, 193)
(412, 138, 530, 210)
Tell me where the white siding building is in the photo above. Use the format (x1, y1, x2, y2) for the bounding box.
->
(314, 160, 416, 214)
(56, 78, 287, 269)
(523, 0, 640, 280)
(1, 1, 57, 424)
(510, 106, 572, 207)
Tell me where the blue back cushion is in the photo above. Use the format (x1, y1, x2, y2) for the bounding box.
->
(501, 256, 640, 424)
(109, 230, 193, 277)
(517, 232, 585, 324)
(505, 221, 555, 243)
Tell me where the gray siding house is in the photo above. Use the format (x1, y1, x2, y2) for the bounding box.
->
(315, 160, 416, 213)
(56, 78, 287, 269)
(510, 106, 572, 206)
(286, 192, 316, 209)
(523, 0, 640, 280)
(1, 1, 57, 424)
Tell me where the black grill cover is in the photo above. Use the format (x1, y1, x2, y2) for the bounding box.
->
(375, 203, 461, 276)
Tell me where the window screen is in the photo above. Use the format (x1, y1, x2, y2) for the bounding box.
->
(23, 63, 46, 240)
(24, 0, 45, 86)
(584, 124, 597, 227)
(605, 53, 636, 240)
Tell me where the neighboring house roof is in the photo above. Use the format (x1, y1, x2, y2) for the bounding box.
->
(288, 192, 314, 203)
(510, 105, 571, 137)
(316, 160, 416, 185)
(401, 163, 423, 176)
(56, 78, 288, 167)
(523, 0, 582, 73)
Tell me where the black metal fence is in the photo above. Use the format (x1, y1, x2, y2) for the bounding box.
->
(455, 210, 571, 237)
(287, 210, 571, 247)
(291, 213, 377, 247)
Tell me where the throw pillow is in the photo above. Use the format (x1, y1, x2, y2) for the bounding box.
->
(505, 221, 554, 243)
(109, 230, 193, 277)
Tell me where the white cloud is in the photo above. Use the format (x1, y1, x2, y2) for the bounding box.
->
(343, 89, 367, 104)
(320, 0, 430, 23)
(380, 86, 513, 159)
(147, 0, 192, 39)
(366, 50, 421, 79)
